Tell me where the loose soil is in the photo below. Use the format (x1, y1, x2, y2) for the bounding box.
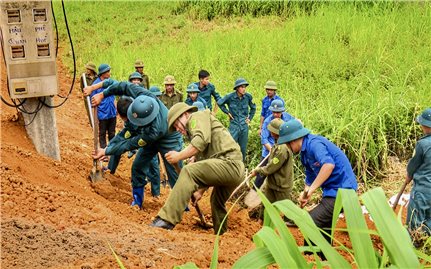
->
(1, 56, 407, 268)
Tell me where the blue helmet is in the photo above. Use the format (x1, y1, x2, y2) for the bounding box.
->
(127, 95, 159, 126)
(417, 108, 431, 128)
(278, 119, 310, 144)
(233, 78, 249, 90)
(192, 101, 205, 111)
(186, 83, 200, 93)
(129, 72, 143, 82)
(149, 86, 162, 97)
(269, 99, 285, 112)
(97, 63, 111, 76)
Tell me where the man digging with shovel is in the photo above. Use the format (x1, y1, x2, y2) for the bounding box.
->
(150, 103, 245, 235)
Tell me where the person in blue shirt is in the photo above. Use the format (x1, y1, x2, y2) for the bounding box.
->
(193, 69, 221, 111)
(406, 108, 431, 237)
(217, 78, 256, 162)
(84, 80, 183, 209)
(255, 99, 294, 188)
(91, 64, 117, 149)
(278, 119, 357, 258)
(259, 80, 284, 136)
(185, 83, 207, 109)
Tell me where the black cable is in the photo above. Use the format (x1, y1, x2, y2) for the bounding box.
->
(51, 0, 59, 57)
(41, 0, 76, 106)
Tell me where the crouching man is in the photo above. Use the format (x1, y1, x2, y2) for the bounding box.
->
(151, 103, 245, 234)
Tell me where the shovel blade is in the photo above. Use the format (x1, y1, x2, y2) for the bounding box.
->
(89, 167, 104, 183)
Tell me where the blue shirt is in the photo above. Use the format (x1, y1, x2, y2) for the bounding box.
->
(300, 134, 357, 197)
(193, 82, 221, 111)
(91, 77, 117, 120)
(261, 112, 294, 157)
(217, 92, 256, 127)
(407, 133, 431, 193)
(185, 96, 207, 108)
(261, 95, 284, 119)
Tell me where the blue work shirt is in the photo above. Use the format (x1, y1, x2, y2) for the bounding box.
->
(217, 92, 256, 128)
(193, 82, 221, 111)
(91, 77, 117, 120)
(300, 134, 357, 198)
(261, 112, 294, 157)
(101, 80, 182, 155)
(185, 96, 207, 108)
(261, 95, 284, 119)
(407, 133, 431, 192)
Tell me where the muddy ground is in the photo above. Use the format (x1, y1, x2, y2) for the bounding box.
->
(1, 56, 407, 268)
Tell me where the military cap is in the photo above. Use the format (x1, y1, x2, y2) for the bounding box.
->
(97, 63, 111, 76)
(267, 118, 284, 135)
(264, 80, 277, 90)
(164, 75, 177, 85)
(417, 108, 431, 128)
(269, 99, 285, 112)
(168, 103, 198, 132)
(278, 119, 310, 144)
(127, 95, 159, 127)
(134, 60, 144, 68)
(85, 62, 97, 73)
(233, 78, 249, 90)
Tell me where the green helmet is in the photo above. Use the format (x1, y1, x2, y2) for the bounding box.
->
(233, 78, 249, 90)
(134, 59, 144, 68)
(186, 83, 200, 93)
(85, 62, 97, 73)
(167, 103, 198, 132)
(127, 95, 159, 126)
(264, 80, 277, 90)
(164, 75, 177, 85)
(267, 118, 284, 134)
(129, 72, 143, 82)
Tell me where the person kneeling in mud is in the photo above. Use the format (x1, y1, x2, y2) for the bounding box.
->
(150, 103, 245, 234)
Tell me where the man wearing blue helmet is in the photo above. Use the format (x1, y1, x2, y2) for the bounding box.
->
(84, 79, 183, 209)
(185, 83, 207, 109)
(255, 99, 295, 188)
(217, 78, 256, 162)
(278, 119, 357, 259)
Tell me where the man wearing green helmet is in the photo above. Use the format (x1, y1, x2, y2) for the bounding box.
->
(160, 75, 183, 109)
(134, 59, 150, 89)
(150, 102, 244, 234)
(217, 78, 256, 162)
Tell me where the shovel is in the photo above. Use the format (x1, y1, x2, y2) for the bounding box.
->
(81, 73, 95, 129)
(89, 105, 104, 182)
(392, 177, 411, 211)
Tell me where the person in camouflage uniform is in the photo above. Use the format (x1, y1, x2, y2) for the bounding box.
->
(151, 103, 245, 234)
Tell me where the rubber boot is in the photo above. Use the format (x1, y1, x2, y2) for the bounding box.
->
(131, 187, 144, 209)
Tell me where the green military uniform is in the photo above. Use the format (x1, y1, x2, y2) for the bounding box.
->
(254, 143, 293, 203)
(160, 90, 183, 109)
(134, 60, 150, 89)
(158, 109, 244, 234)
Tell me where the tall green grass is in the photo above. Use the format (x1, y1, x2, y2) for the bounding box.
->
(54, 1, 431, 187)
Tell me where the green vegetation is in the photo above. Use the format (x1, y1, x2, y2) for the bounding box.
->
(53, 1, 431, 187)
(175, 187, 431, 268)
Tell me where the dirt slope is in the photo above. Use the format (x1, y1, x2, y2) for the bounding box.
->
(0, 56, 265, 268)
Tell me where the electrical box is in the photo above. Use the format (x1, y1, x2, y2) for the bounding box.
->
(1, 0, 58, 99)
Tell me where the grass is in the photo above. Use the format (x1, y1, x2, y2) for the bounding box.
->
(53, 1, 431, 188)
